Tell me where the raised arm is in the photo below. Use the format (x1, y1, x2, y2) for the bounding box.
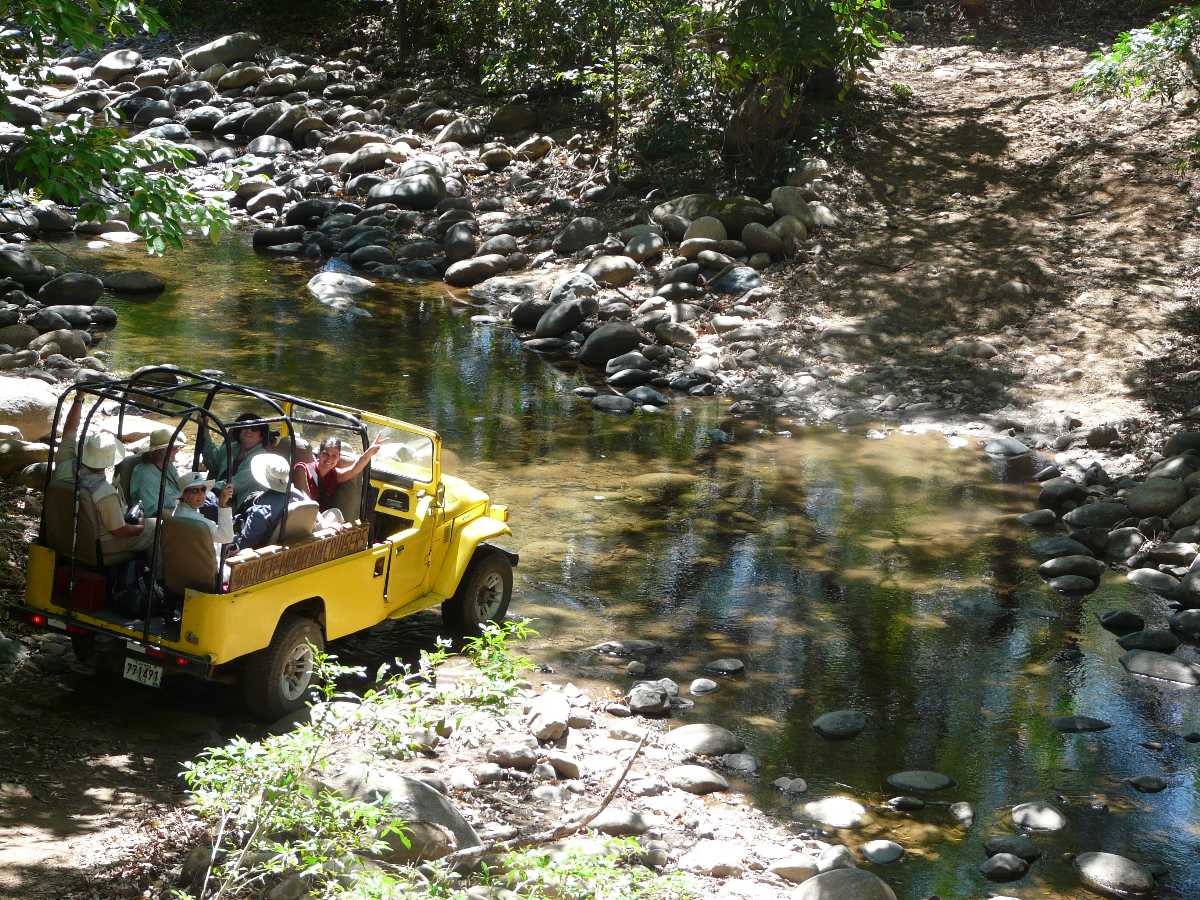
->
(335, 432, 384, 484)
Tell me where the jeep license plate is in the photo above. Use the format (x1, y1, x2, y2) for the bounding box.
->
(123, 657, 163, 688)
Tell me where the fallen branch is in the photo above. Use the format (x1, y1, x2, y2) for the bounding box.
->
(439, 729, 650, 867)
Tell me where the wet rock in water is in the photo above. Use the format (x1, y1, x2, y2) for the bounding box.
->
(772, 776, 809, 796)
(591, 394, 635, 415)
(1123, 571, 1180, 600)
(1048, 574, 1096, 594)
(887, 795, 925, 811)
(535, 299, 586, 338)
(1169, 609, 1200, 642)
(720, 752, 758, 773)
(445, 254, 508, 287)
(1106, 528, 1147, 561)
(1037, 555, 1105, 580)
(690, 678, 718, 695)
(985, 437, 1030, 457)
(1011, 802, 1067, 832)
(1128, 775, 1167, 793)
(625, 682, 671, 717)
(981, 853, 1029, 882)
(1120, 650, 1200, 685)
(1063, 502, 1132, 529)
(949, 801, 975, 828)
(1030, 536, 1093, 560)
(703, 658, 744, 675)
(1099, 610, 1145, 635)
(1049, 715, 1111, 733)
(861, 840, 904, 864)
(577, 322, 640, 367)
(812, 710, 866, 740)
(985, 834, 1042, 862)
(1074, 851, 1154, 896)
(1124, 479, 1188, 517)
(39, 272, 103, 306)
(666, 723, 743, 755)
(589, 639, 662, 658)
(1018, 509, 1057, 527)
(885, 770, 955, 792)
(1038, 476, 1086, 507)
(667, 764, 729, 794)
(793, 868, 897, 900)
(101, 270, 165, 294)
(803, 796, 869, 828)
(1117, 629, 1180, 653)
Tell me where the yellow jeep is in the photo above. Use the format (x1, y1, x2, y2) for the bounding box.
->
(17, 368, 516, 719)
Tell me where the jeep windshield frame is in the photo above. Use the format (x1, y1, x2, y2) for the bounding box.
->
(39, 367, 373, 646)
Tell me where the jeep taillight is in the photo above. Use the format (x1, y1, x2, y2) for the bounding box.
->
(25, 612, 46, 627)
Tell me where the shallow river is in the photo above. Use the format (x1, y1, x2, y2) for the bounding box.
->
(40, 235, 1200, 898)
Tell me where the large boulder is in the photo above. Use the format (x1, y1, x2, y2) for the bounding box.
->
(242, 101, 290, 138)
(0, 377, 59, 440)
(0, 438, 48, 476)
(1124, 479, 1187, 517)
(553, 217, 606, 254)
(102, 270, 164, 294)
(583, 255, 638, 287)
(794, 869, 897, 900)
(366, 175, 447, 211)
(1074, 852, 1153, 897)
(434, 117, 484, 146)
(29, 329, 88, 359)
(92, 49, 141, 83)
(38, 272, 103, 306)
(444, 254, 507, 287)
(183, 33, 263, 71)
(322, 764, 479, 864)
(665, 723, 743, 755)
(0, 249, 49, 288)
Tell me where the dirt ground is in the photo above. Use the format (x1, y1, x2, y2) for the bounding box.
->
(6, 7, 1200, 896)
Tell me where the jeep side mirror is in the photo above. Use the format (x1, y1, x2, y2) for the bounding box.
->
(434, 482, 446, 508)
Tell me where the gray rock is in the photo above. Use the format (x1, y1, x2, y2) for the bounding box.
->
(434, 117, 484, 146)
(534, 299, 585, 338)
(1074, 851, 1154, 896)
(769, 854, 820, 884)
(666, 722, 743, 755)
(813, 710, 866, 740)
(445, 254, 507, 287)
(1125, 479, 1187, 517)
(1106, 527, 1147, 561)
(183, 32, 263, 71)
(553, 217, 606, 254)
(93, 48, 141, 82)
(1063, 502, 1132, 529)
(980, 852, 1029, 882)
(887, 795, 925, 811)
(626, 682, 671, 717)
(588, 808, 648, 836)
(0, 250, 49, 288)
(1011, 801, 1067, 832)
(1121, 649, 1200, 685)
(704, 658, 744, 675)
(1117, 630, 1180, 653)
(711, 266, 762, 295)
(1171, 608, 1200, 641)
(861, 840, 904, 865)
(1099, 609, 1144, 635)
(1176, 496, 1200, 530)
(1030, 536, 1092, 560)
(366, 174, 447, 211)
(528, 692, 570, 742)
(1048, 574, 1096, 593)
(1038, 555, 1105, 580)
(1128, 775, 1167, 793)
(690, 678, 718, 695)
(1087, 425, 1120, 448)
(486, 742, 537, 770)
(985, 437, 1030, 457)
(583, 255, 639, 287)
(985, 834, 1042, 862)
(101, 270, 164, 294)
(1049, 715, 1110, 733)
(591, 395, 634, 415)
(720, 752, 758, 773)
(885, 770, 955, 792)
(802, 796, 869, 828)
(578, 322, 640, 367)
(1038, 476, 1087, 507)
(667, 764, 728, 794)
(949, 801, 975, 828)
(1018, 509, 1057, 527)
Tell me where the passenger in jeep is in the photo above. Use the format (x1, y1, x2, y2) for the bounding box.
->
(128, 427, 184, 516)
(294, 433, 384, 512)
(176, 471, 235, 545)
(232, 454, 310, 551)
(55, 394, 158, 556)
(200, 412, 271, 509)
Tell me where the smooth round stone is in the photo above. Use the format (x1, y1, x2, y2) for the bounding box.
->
(689, 678, 718, 695)
(802, 796, 869, 828)
(794, 868, 897, 900)
(1128, 775, 1167, 793)
(985, 834, 1042, 862)
(1030, 536, 1093, 560)
(1038, 554, 1105, 580)
(812, 710, 866, 740)
(667, 764, 729, 795)
(666, 723, 743, 755)
(1117, 629, 1180, 653)
(861, 839, 904, 864)
(981, 852, 1029, 882)
(720, 752, 759, 774)
(985, 437, 1030, 457)
(1121, 649, 1200, 685)
(773, 776, 808, 794)
(1099, 609, 1145, 635)
(885, 770, 955, 792)
(1018, 509, 1057, 527)
(1074, 851, 1154, 896)
(887, 796, 925, 811)
(1012, 802, 1067, 832)
(1049, 574, 1096, 594)
(704, 657, 744, 675)
(1049, 715, 1111, 733)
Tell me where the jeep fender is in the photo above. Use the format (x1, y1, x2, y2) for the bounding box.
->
(432, 516, 515, 600)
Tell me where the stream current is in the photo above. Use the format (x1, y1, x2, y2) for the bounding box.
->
(36, 234, 1200, 898)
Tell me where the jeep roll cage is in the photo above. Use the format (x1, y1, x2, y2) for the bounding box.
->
(41, 366, 373, 646)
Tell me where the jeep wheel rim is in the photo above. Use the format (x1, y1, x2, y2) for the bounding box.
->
(475, 571, 505, 622)
(281, 642, 313, 701)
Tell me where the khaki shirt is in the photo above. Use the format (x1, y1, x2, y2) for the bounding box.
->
(53, 428, 127, 539)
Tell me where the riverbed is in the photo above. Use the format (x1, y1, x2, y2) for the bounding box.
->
(19, 233, 1200, 898)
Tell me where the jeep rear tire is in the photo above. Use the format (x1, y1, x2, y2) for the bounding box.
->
(241, 615, 323, 721)
(443, 549, 513, 637)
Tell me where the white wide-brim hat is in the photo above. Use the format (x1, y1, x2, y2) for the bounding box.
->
(80, 430, 127, 469)
(179, 471, 214, 492)
(250, 452, 291, 493)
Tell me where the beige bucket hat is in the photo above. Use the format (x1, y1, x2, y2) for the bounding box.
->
(79, 430, 126, 470)
(249, 453, 291, 493)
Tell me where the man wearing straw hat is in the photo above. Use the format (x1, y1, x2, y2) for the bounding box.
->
(231, 453, 310, 551)
(54, 394, 158, 557)
(128, 427, 186, 517)
(176, 471, 235, 545)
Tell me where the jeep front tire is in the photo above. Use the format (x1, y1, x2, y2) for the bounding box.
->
(443, 549, 513, 637)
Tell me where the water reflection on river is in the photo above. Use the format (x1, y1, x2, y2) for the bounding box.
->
(46, 235, 1199, 897)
